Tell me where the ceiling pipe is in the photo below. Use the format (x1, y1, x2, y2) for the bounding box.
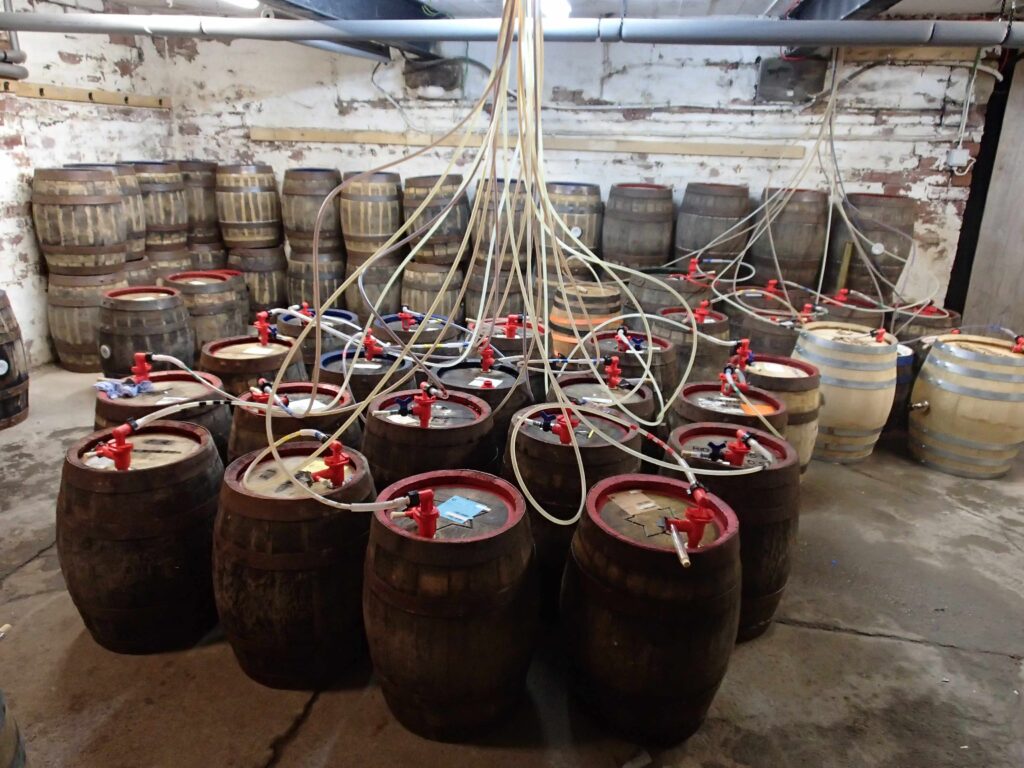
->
(0, 61, 27, 78)
(0, 12, 1020, 47)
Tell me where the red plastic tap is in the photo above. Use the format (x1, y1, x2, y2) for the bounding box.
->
(249, 379, 289, 406)
(254, 311, 272, 346)
(920, 302, 941, 316)
(411, 384, 437, 429)
(688, 257, 700, 275)
(362, 331, 384, 362)
(765, 279, 780, 296)
(1014, 336, 1024, 355)
(130, 352, 152, 384)
(664, 486, 715, 548)
(728, 338, 752, 373)
(950, 328, 962, 335)
(299, 301, 313, 317)
(719, 369, 749, 396)
(604, 355, 623, 388)
(397, 308, 417, 331)
(551, 413, 580, 445)
(407, 489, 438, 539)
(480, 342, 496, 373)
(504, 314, 522, 339)
(874, 327, 887, 344)
(723, 429, 751, 467)
(310, 441, 350, 488)
(694, 300, 711, 324)
(834, 288, 851, 304)
(615, 328, 632, 352)
(799, 303, 815, 323)
(95, 423, 134, 471)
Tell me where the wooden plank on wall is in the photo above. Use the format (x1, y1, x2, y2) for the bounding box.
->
(963, 59, 1024, 331)
(0, 80, 172, 110)
(249, 127, 805, 160)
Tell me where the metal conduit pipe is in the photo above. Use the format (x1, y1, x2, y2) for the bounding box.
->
(0, 48, 25, 63)
(0, 62, 27, 78)
(0, 12, 1021, 47)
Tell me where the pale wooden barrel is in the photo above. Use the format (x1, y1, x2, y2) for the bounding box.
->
(65, 163, 147, 260)
(340, 171, 404, 262)
(131, 162, 189, 249)
(400, 262, 464, 321)
(545, 181, 603, 254)
(177, 160, 220, 244)
(744, 353, 821, 473)
(403, 174, 470, 265)
(792, 321, 897, 463)
(285, 249, 345, 307)
(215, 164, 282, 249)
(908, 334, 1024, 478)
(473, 178, 529, 261)
(47, 272, 130, 372)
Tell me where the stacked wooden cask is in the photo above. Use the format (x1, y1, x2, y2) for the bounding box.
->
(217, 163, 286, 316)
(177, 160, 227, 271)
(131, 162, 191, 284)
(281, 168, 344, 309)
(341, 171, 405, 316)
(34, 166, 132, 372)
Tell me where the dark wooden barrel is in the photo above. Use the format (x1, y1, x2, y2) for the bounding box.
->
(0, 691, 26, 768)
(131, 162, 189, 249)
(729, 305, 802, 358)
(748, 188, 827, 287)
(473, 178, 529, 260)
(744, 354, 820, 472)
(146, 244, 192, 284)
(362, 390, 495, 488)
(343, 253, 402, 316)
(400, 262, 464, 321)
(164, 270, 247, 354)
(825, 193, 916, 299)
(404, 174, 470, 265)
(65, 162, 146, 260)
(602, 183, 674, 267)
(281, 168, 343, 253)
(546, 181, 603, 254)
(227, 246, 287, 312)
(894, 303, 961, 370)
(561, 473, 741, 744)
(668, 423, 799, 641)
(122, 257, 155, 286)
(340, 171, 404, 262)
(884, 343, 915, 433)
(31, 168, 128, 274)
(627, 267, 714, 314)
(176, 160, 220, 244)
(594, 328, 680, 395)
(669, 382, 788, 433)
(227, 381, 362, 460)
(467, 316, 545, 357)
(199, 335, 308, 396)
(365, 469, 539, 740)
(208, 268, 250, 329)
(502, 405, 641, 613)
(465, 266, 526, 321)
(56, 421, 222, 653)
(818, 289, 884, 326)
(318, 350, 414, 404)
(373, 311, 458, 349)
(189, 241, 227, 271)
(549, 282, 623, 357)
(47, 271, 128, 372)
(276, 308, 358, 370)
(676, 182, 751, 260)
(655, 304, 732, 383)
(215, 164, 281, 249)
(215, 441, 375, 688)
(286, 251, 346, 307)
(93, 369, 230, 460)
(436, 361, 533, 459)
(0, 293, 28, 430)
(97, 286, 195, 377)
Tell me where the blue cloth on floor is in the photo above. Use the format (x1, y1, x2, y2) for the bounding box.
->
(93, 379, 155, 399)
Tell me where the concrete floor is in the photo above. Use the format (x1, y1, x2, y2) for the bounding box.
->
(1, 366, 1023, 767)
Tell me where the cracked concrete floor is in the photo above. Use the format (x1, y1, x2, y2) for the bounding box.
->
(1, 366, 1023, 767)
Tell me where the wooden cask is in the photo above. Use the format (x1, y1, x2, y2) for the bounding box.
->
(908, 334, 1024, 478)
(655, 303, 732, 383)
(131, 162, 189, 249)
(465, 265, 526, 321)
(0, 690, 26, 768)
(177, 160, 220, 244)
(0, 293, 28, 430)
(65, 162, 146, 260)
(437, 360, 533, 459)
(227, 381, 362, 461)
(668, 424, 800, 641)
(467, 316, 545, 357)
(344, 254, 402, 316)
(286, 251, 346, 307)
(216, 164, 282, 249)
(122, 257, 155, 286)
(276, 307, 358, 370)
(404, 174, 470, 265)
(602, 183, 674, 268)
(885, 343, 915, 433)
(729, 306, 803, 358)
(549, 282, 623, 357)
(93, 369, 230, 460)
(400, 262, 464, 321)
(561, 474, 740, 744)
(825, 193, 915, 299)
(227, 246, 288, 312)
(545, 181, 602, 254)
(215, 441, 375, 688)
(748, 187, 828, 287)
(164, 270, 247, 354)
(793, 321, 897, 463)
(208, 268, 251, 329)
(57, 422, 222, 653)
(669, 382, 788, 434)
(189, 241, 227, 271)
(365, 470, 539, 739)
(502, 405, 641, 613)
(473, 177, 529, 260)
(818, 289, 884, 326)
(47, 271, 129, 372)
(340, 171, 404, 262)
(893, 303, 961, 372)
(318, 350, 414, 404)
(594, 328, 680, 396)
(627, 267, 714, 315)
(282, 167, 343, 253)
(362, 390, 495, 488)
(374, 311, 458, 350)
(744, 353, 820, 472)
(146, 244, 192, 284)
(97, 286, 195, 377)
(31, 168, 127, 274)
(199, 335, 308, 396)
(676, 182, 750, 260)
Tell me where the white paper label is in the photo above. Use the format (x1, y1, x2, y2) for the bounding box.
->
(242, 346, 277, 356)
(468, 376, 503, 388)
